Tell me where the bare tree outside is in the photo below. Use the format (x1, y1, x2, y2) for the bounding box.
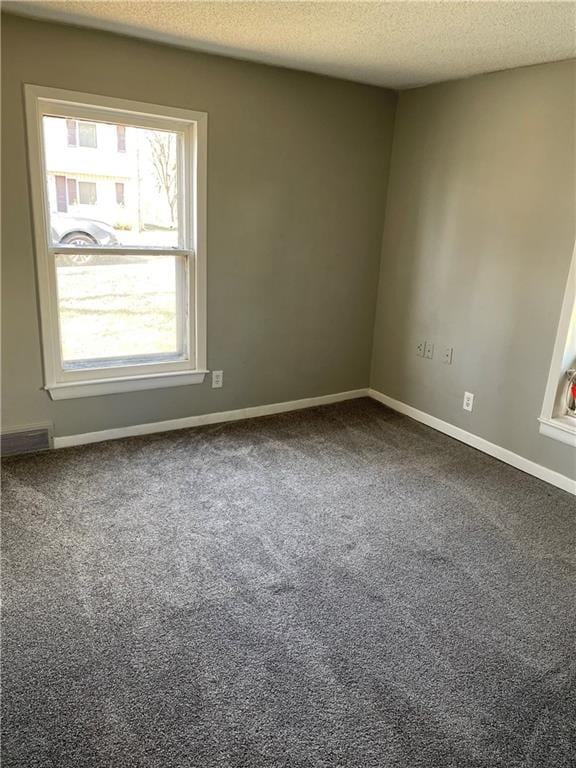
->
(147, 132, 177, 229)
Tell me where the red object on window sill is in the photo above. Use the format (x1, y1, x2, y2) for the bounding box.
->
(570, 384, 576, 414)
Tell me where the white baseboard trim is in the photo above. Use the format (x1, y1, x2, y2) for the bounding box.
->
(51, 386, 575, 495)
(368, 388, 575, 496)
(52, 388, 369, 449)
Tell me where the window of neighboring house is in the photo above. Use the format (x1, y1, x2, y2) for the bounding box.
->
(66, 119, 77, 147)
(78, 122, 97, 148)
(66, 119, 98, 148)
(54, 175, 68, 212)
(115, 182, 125, 206)
(25, 85, 208, 400)
(117, 125, 126, 152)
(66, 178, 78, 206)
(539, 243, 576, 448)
(78, 181, 97, 205)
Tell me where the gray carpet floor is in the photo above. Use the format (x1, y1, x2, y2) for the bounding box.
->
(2, 398, 575, 768)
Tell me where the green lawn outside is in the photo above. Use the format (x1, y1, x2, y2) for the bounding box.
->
(56, 255, 178, 363)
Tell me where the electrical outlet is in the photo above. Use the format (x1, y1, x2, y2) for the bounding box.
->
(443, 346, 453, 365)
(463, 391, 474, 412)
(212, 370, 223, 389)
(416, 341, 425, 357)
(424, 341, 434, 360)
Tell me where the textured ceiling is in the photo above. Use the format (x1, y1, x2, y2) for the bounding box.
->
(5, 1, 576, 89)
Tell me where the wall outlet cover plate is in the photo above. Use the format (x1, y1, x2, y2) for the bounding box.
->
(212, 370, 223, 388)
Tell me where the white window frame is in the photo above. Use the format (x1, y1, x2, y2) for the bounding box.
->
(25, 85, 208, 400)
(539, 241, 576, 448)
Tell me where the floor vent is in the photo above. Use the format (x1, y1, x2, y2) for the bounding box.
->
(1, 426, 53, 457)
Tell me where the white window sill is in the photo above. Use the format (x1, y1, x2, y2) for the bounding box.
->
(46, 370, 208, 400)
(539, 415, 576, 448)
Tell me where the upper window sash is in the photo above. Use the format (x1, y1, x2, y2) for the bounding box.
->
(29, 89, 203, 253)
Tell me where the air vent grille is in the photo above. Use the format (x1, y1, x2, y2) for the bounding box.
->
(1, 426, 52, 457)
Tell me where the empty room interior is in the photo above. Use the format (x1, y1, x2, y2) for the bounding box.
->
(2, 1, 576, 766)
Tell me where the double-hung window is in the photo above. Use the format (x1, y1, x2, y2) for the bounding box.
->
(25, 86, 207, 399)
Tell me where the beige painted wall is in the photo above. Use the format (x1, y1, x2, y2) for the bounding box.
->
(371, 60, 576, 479)
(1, 14, 397, 437)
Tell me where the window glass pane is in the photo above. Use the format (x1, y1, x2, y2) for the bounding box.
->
(43, 116, 181, 248)
(78, 122, 97, 148)
(78, 181, 97, 205)
(55, 253, 183, 368)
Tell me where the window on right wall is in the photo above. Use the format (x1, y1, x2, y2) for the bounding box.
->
(539, 243, 576, 447)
